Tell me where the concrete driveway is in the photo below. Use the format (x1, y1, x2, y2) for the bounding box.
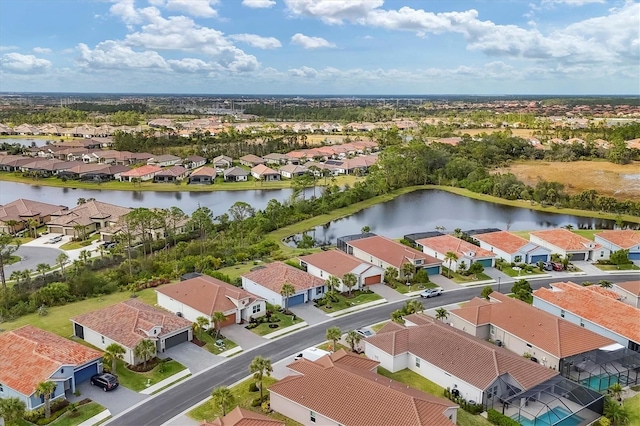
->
(69, 380, 148, 416)
(289, 304, 330, 326)
(368, 283, 408, 302)
(159, 342, 224, 374)
(429, 274, 462, 291)
(222, 324, 267, 350)
(3, 245, 64, 276)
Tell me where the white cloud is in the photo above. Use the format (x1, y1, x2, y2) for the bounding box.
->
(284, 0, 383, 24)
(541, 0, 605, 5)
(229, 34, 281, 49)
(165, 0, 218, 17)
(288, 66, 318, 78)
(110, 0, 144, 25)
(0, 53, 51, 74)
(0, 45, 19, 52)
(167, 57, 213, 73)
(242, 0, 276, 8)
(291, 33, 336, 49)
(76, 40, 168, 70)
(33, 47, 52, 54)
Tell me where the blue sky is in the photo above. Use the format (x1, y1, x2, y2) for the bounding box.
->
(0, 0, 638, 95)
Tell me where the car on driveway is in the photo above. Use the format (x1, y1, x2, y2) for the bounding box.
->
(355, 328, 374, 338)
(47, 235, 63, 244)
(420, 287, 443, 298)
(90, 373, 119, 392)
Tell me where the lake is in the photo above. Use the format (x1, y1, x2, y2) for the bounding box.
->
(1, 138, 50, 147)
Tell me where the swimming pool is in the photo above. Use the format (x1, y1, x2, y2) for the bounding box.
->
(580, 374, 619, 392)
(512, 406, 584, 426)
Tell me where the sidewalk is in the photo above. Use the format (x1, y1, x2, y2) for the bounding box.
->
(326, 298, 387, 317)
(139, 368, 191, 395)
(263, 321, 308, 339)
(78, 409, 111, 426)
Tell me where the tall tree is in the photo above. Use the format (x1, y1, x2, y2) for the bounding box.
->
(133, 339, 156, 369)
(325, 326, 342, 352)
(435, 307, 449, 322)
(342, 272, 357, 295)
(36, 263, 49, 281)
(248, 356, 273, 403)
(384, 266, 398, 285)
(280, 283, 295, 311)
(0, 232, 20, 308)
(35, 381, 56, 419)
(193, 316, 210, 337)
(211, 311, 226, 339)
(401, 262, 415, 284)
(444, 251, 458, 278)
(190, 205, 214, 256)
(211, 386, 235, 417)
(56, 252, 69, 279)
(103, 343, 126, 374)
(27, 218, 39, 239)
(0, 397, 26, 426)
(325, 275, 340, 296)
(345, 330, 362, 353)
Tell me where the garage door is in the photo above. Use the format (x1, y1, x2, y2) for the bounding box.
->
(570, 252, 586, 261)
(74, 323, 84, 339)
(629, 252, 640, 260)
(424, 266, 441, 276)
(530, 254, 548, 264)
(74, 362, 99, 384)
(477, 259, 494, 268)
(164, 330, 189, 349)
(287, 293, 305, 307)
(364, 275, 381, 285)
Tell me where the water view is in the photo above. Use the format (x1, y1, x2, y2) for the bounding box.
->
(1, 137, 50, 147)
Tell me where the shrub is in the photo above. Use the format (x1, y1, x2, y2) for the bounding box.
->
(487, 409, 520, 426)
(249, 382, 259, 392)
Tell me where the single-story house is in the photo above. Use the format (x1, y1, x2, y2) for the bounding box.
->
(156, 274, 266, 328)
(128, 152, 155, 164)
(612, 281, 640, 308)
(251, 164, 281, 181)
(0, 199, 68, 234)
(154, 165, 189, 182)
(21, 159, 78, 176)
(148, 154, 181, 167)
(81, 164, 130, 181)
(212, 155, 233, 168)
(0, 155, 34, 171)
(279, 164, 307, 179)
(189, 166, 217, 184)
(594, 230, 640, 260)
(263, 153, 288, 165)
(529, 229, 608, 261)
(242, 262, 326, 307)
(415, 234, 495, 272)
(200, 407, 284, 426)
(449, 292, 615, 371)
(239, 154, 264, 167)
(71, 299, 193, 365)
(340, 234, 442, 279)
(269, 349, 457, 426)
(120, 164, 163, 182)
(533, 281, 640, 352)
(0, 325, 103, 411)
(223, 166, 249, 182)
(184, 155, 206, 169)
(46, 200, 132, 237)
(473, 231, 551, 264)
(299, 249, 384, 291)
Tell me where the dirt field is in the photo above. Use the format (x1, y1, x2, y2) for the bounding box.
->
(456, 128, 536, 138)
(504, 160, 640, 199)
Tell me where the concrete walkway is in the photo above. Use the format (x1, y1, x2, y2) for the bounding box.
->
(368, 283, 408, 302)
(221, 324, 268, 350)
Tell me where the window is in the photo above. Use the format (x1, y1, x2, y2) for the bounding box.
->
(310, 411, 316, 423)
(415, 357, 421, 368)
(101, 336, 105, 344)
(514, 255, 522, 263)
(316, 287, 324, 295)
(490, 325, 495, 335)
(320, 271, 323, 277)
(415, 259, 423, 265)
(580, 319, 585, 327)
(253, 304, 261, 314)
(560, 309, 565, 318)
(0, 384, 4, 393)
(526, 343, 532, 348)
(600, 251, 604, 257)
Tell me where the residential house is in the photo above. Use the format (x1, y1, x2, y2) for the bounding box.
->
(242, 262, 326, 307)
(81, 164, 130, 181)
(0, 155, 34, 171)
(263, 153, 288, 165)
(21, 159, 78, 176)
(284, 151, 305, 164)
(223, 166, 249, 182)
(279, 164, 307, 179)
(448, 292, 615, 370)
(594, 230, 640, 260)
(530, 229, 607, 261)
(533, 281, 640, 352)
(189, 167, 217, 184)
(269, 350, 457, 426)
(148, 154, 181, 167)
(251, 164, 281, 181)
(156, 274, 266, 328)
(120, 165, 163, 182)
(473, 231, 551, 264)
(416, 234, 496, 272)
(129, 152, 155, 164)
(200, 407, 284, 426)
(71, 299, 193, 365)
(299, 250, 384, 291)
(0, 199, 68, 234)
(239, 154, 265, 167)
(0, 325, 103, 410)
(212, 155, 233, 168)
(339, 234, 442, 279)
(154, 165, 189, 182)
(184, 155, 207, 169)
(612, 281, 640, 308)
(46, 200, 132, 237)
(341, 155, 378, 175)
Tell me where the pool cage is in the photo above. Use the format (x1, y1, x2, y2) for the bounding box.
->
(501, 376, 604, 426)
(560, 345, 640, 392)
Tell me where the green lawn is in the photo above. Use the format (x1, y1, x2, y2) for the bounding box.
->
(442, 268, 492, 284)
(497, 264, 544, 277)
(595, 263, 640, 271)
(392, 281, 436, 294)
(7, 255, 21, 265)
(626, 393, 640, 426)
(60, 234, 100, 250)
(50, 402, 106, 426)
(113, 358, 186, 392)
(246, 310, 304, 336)
(370, 321, 389, 332)
(317, 341, 350, 352)
(318, 290, 382, 313)
(195, 331, 238, 355)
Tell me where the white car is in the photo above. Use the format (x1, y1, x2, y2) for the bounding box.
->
(47, 235, 63, 244)
(420, 287, 443, 298)
(355, 328, 374, 338)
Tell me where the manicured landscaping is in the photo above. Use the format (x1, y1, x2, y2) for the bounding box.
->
(6, 255, 21, 265)
(194, 331, 238, 355)
(60, 234, 100, 250)
(370, 321, 389, 332)
(113, 358, 186, 392)
(442, 268, 492, 284)
(498, 264, 544, 277)
(316, 290, 382, 313)
(627, 393, 640, 426)
(49, 402, 106, 426)
(391, 281, 437, 294)
(246, 309, 304, 336)
(317, 341, 349, 352)
(595, 263, 640, 271)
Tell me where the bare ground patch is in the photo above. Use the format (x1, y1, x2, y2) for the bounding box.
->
(456, 128, 536, 138)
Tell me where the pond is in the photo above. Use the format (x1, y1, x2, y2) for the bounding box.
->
(1, 138, 50, 147)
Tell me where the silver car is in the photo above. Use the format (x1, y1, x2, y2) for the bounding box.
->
(420, 287, 443, 298)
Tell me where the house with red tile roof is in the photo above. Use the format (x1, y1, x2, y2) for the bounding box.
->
(613, 281, 640, 308)
(594, 230, 640, 260)
(341, 234, 442, 279)
(529, 229, 607, 261)
(448, 292, 615, 371)
(242, 262, 326, 308)
(119, 164, 163, 182)
(0, 325, 103, 411)
(156, 274, 266, 329)
(533, 282, 640, 352)
(148, 154, 181, 167)
(46, 200, 132, 237)
(153, 165, 189, 182)
(415, 234, 495, 272)
(364, 316, 559, 410)
(299, 250, 384, 291)
(251, 164, 280, 181)
(200, 406, 284, 426)
(239, 154, 265, 167)
(473, 231, 551, 264)
(71, 299, 193, 365)
(269, 349, 457, 426)
(0, 198, 68, 234)
(189, 166, 218, 184)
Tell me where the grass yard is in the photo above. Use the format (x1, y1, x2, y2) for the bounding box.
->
(7, 255, 21, 265)
(113, 358, 186, 392)
(442, 268, 492, 284)
(317, 341, 350, 352)
(317, 290, 382, 313)
(370, 321, 389, 332)
(60, 234, 100, 250)
(626, 393, 640, 426)
(498, 265, 544, 277)
(595, 263, 640, 271)
(195, 331, 238, 355)
(392, 281, 437, 294)
(246, 310, 304, 336)
(50, 402, 106, 426)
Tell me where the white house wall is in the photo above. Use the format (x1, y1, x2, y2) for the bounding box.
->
(156, 292, 209, 325)
(490, 326, 560, 370)
(477, 243, 513, 263)
(270, 393, 340, 426)
(364, 344, 408, 372)
(594, 236, 640, 254)
(242, 277, 284, 306)
(75, 323, 139, 365)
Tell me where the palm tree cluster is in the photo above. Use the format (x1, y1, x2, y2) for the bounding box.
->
(391, 299, 424, 324)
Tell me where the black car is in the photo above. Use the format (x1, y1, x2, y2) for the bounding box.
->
(90, 373, 119, 392)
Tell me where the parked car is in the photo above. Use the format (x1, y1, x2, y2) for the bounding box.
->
(355, 328, 374, 338)
(420, 287, 443, 298)
(90, 373, 119, 392)
(47, 235, 63, 244)
(552, 262, 564, 271)
(542, 262, 554, 271)
(102, 241, 116, 249)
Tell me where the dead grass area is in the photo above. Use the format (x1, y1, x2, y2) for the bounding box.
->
(503, 160, 640, 200)
(456, 128, 535, 138)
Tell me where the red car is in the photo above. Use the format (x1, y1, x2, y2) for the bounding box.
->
(552, 262, 564, 271)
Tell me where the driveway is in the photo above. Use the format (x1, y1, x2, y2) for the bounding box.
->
(429, 274, 462, 291)
(572, 261, 605, 276)
(482, 267, 509, 283)
(3, 245, 64, 276)
(289, 304, 330, 326)
(69, 380, 148, 416)
(221, 324, 267, 350)
(368, 283, 408, 302)
(158, 342, 224, 374)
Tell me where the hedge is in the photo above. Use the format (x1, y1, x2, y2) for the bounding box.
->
(487, 408, 520, 426)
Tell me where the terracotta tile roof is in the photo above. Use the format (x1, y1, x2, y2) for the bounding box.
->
(157, 275, 263, 316)
(156, 165, 188, 177)
(299, 250, 376, 278)
(270, 357, 455, 426)
(0, 199, 67, 222)
(347, 235, 441, 268)
(71, 299, 192, 349)
(367, 318, 558, 390)
(224, 166, 249, 177)
(313, 349, 380, 371)
(279, 164, 307, 174)
(120, 165, 162, 177)
(0, 325, 102, 396)
(251, 164, 278, 176)
(201, 406, 283, 426)
(191, 166, 218, 177)
(47, 200, 131, 227)
(616, 281, 640, 296)
(240, 154, 264, 164)
(473, 231, 533, 254)
(534, 281, 640, 343)
(151, 154, 180, 162)
(451, 293, 615, 358)
(596, 230, 640, 249)
(243, 262, 325, 293)
(404, 312, 436, 326)
(530, 229, 602, 251)
(416, 234, 495, 259)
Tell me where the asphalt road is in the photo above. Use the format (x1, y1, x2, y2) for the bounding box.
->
(108, 274, 640, 426)
(3, 245, 63, 276)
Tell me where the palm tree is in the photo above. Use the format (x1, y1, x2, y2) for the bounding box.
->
(5, 219, 19, 235)
(194, 316, 210, 338)
(280, 283, 295, 312)
(56, 252, 69, 279)
(361, 225, 370, 234)
(27, 218, 39, 238)
(604, 397, 629, 425)
(345, 330, 362, 352)
(35, 381, 56, 419)
(211, 311, 226, 339)
(103, 343, 126, 374)
(133, 339, 156, 369)
(211, 386, 235, 416)
(325, 275, 340, 296)
(435, 307, 449, 322)
(444, 251, 458, 278)
(0, 397, 26, 426)
(325, 326, 341, 352)
(249, 355, 273, 403)
(401, 262, 415, 284)
(405, 299, 424, 314)
(36, 263, 49, 280)
(391, 309, 405, 324)
(384, 266, 398, 285)
(342, 272, 357, 295)
(599, 280, 613, 289)
(608, 383, 624, 402)
(79, 249, 90, 265)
